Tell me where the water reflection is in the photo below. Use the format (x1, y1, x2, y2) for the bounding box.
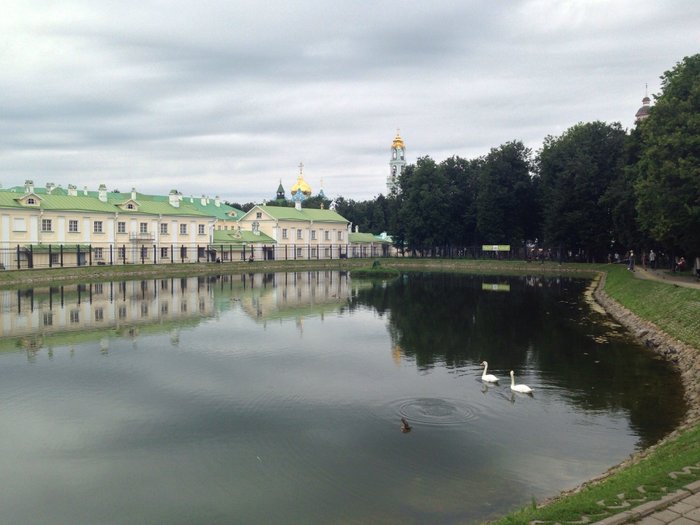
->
(0, 272, 355, 354)
(349, 272, 686, 447)
(0, 270, 689, 524)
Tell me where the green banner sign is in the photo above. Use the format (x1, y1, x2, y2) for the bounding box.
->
(481, 245, 511, 252)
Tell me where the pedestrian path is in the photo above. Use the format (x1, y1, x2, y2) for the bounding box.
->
(595, 480, 700, 524)
(634, 268, 700, 290)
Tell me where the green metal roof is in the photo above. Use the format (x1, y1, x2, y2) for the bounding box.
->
(349, 232, 392, 244)
(0, 189, 211, 217)
(212, 229, 276, 245)
(250, 205, 348, 223)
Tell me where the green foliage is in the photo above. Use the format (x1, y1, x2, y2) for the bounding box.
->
(537, 121, 627, 259)
(634, 54, 700, 255)
(476, 141, 536, 246)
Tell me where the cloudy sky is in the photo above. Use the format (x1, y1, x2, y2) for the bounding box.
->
(1, 1, 698, 203)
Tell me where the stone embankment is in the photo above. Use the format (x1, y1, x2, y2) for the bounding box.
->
(593, 272, 700, 461)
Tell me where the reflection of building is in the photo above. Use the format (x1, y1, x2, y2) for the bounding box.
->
(0, 271, 354, 353)
(236, 271, 350, 323)
(0, 277, 217, 352)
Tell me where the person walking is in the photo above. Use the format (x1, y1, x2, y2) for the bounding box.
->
(649, 249, 656, 269)
(628, 250, 635, 272)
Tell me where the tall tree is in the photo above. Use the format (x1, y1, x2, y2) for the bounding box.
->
(441, 156, 481, 247)
(537, 122, 626, 259)
(476, 141, 536, 247)
(634, 54, 700, 256)
(397, 157, 451, 253)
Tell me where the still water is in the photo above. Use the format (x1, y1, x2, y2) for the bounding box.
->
(0, 271, 685, 524)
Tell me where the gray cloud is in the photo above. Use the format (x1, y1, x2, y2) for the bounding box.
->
(1, 0, 699, 203)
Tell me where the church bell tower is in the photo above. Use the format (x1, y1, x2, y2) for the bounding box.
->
(388, 130, 406, 194)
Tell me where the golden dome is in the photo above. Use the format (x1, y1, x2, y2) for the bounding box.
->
(391, 130, 405, 150)
(291, 174, 312, 196)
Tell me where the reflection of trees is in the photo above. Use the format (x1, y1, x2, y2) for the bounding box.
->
(349, 273, 685, 448)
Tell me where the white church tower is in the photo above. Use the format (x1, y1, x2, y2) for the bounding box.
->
(387, 130, 406, 194)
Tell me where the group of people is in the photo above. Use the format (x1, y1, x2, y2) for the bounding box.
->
(608, 249, 696, 276)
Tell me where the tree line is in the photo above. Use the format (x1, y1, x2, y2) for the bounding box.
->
(230, 55, 698, 265)
(333, 54, 699, 264)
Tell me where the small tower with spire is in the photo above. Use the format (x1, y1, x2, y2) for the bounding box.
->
(635, 84, 651, 123)
(388, 129, 406, 194)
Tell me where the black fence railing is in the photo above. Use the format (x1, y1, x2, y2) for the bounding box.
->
(0, 242, 395, 270)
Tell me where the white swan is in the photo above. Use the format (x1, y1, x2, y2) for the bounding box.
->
(510, 370, 533, 394)
(480, 361, 499, 383)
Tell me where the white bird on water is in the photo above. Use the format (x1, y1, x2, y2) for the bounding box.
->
(509, 370, 533, 394)
(480, 361, 499, 383)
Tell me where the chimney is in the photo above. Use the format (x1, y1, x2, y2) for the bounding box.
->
(46, 182, 56, 194)
(98, 184, 108, 202)
(295, 200, 302, 211)
(214, 196, 221, 207)
(200, 195, 207, 206)
(68, 184, 77, 196)
(24, 180, 34, 194)
(83, 186, 88, 196)
(169, 189, 180, 208)
(131, 187, 137, 201)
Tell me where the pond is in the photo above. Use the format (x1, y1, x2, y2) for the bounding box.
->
(0, 271, 686, 524)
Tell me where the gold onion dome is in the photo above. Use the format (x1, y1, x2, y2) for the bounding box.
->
(392, 131, 405, 149)
(291, 175, 312, 196)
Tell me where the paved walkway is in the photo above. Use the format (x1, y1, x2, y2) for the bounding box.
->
(633, 267, 700, 290)
(596, 480, 700, 524)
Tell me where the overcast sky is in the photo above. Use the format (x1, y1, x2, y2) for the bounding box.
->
(1, 1, 698, 203)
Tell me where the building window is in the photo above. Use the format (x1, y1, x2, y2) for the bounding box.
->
(198, 224, 205, 235)
(140, 222, 148, 233)
(70, 310, 80, 323)
(161, 247, 168, 258)
(117, 246, 126, 259)
(12, 217, 27, 232)
(160, 223, 168, 235)
(43, 312, 53, 326)
(50, 253, 59, 265)
(118, 305, 127, 319)
(296, 247, 303, 258)
(41, 219, 52, 232)
(282, 228, 288, 239)
(141, 303, 148, 318)
(311, 230, 316, 241)
(94, 308, 104, 322)
(311, 248, 317, 257)
(256, 212, 262, 219)
(94, 283, 103, 294)
(325, 230, 330, 241)
(93, 221, 103, 233)
(127, 203, 135, 210)
(337, 231, 343, 241)
(94, 247, 103, 260)
(180, 224, 187, 235)
(117, 221, 126, 234)
(297, 229, 303, 240)
(27, 198, 36, 205)
(68, 220, 79, 233)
